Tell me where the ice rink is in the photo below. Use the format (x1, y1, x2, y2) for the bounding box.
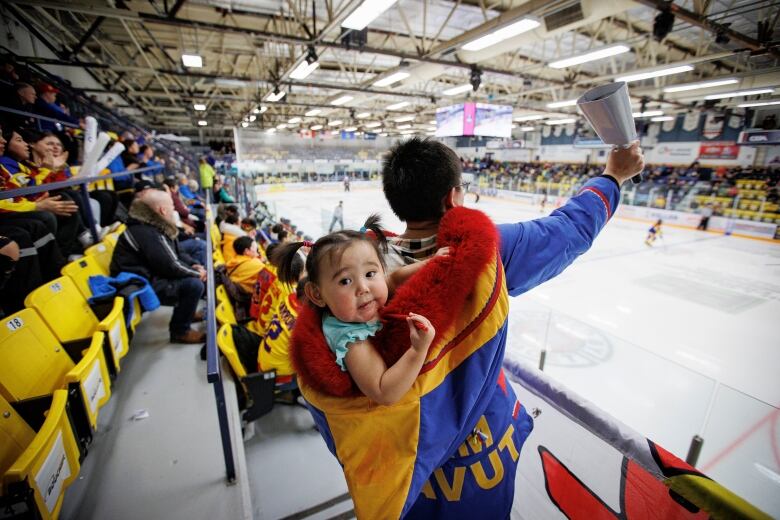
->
(258, 183, 780, 513)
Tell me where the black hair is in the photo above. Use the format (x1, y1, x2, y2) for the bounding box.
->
(233, 236, 254, 255)
(226, 205, 239, 215)
(26, 130, 58, 144)
(225, 213, 239, 225)
(381, 137, 462, 222)
(271, 223, 284, 235)
(265, 242, 280, 259)
(271, 214, 386, 289)
(277, 229, 289, 242)
(241, 217, 257, 228)
(162, 177, 177, 189)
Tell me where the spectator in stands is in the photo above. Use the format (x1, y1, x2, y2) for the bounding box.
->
(120, 140, 142, 173)
(29, 130, 118, 227)
(35, 83, 79, 131)
(7, 82, 38, 129)
(240, 217, 257, 238)
(177, 174, 203, 207)
(226, 236, 264, 294)
(110, 190, 206, 344)
(212, 178, 235, 203)
(220, 213, 245, 263)
(363, 137, 644, 516)
(199, 157, 215, 197)
(0, 123, 91, 258)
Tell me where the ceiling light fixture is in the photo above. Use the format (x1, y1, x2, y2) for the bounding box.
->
(704, 88, 774, 100)
(266, 89, 286, 102)
(342, 0, 398, 30)
(343, 126, 358, 132)
(197, 120, 207, 126)
(650, 116, 675, 122)
(632, 110, 664, 118)
(545, 118, 577, 125)
(519, 126, 535, 131)
(288, 117, 302, 124)
(549, 44, 630, 69)
(290, 60, 319, 80)
(387, 101, 410, 110)
(311, 124, 323, 130)
(443, 84, 474, 96)
(663, 78, 739, 93)
(546, 99, 578, 108)
(193, 103, 206, 111)
(249, 115, 257, 122)
(256, 106, 268, 114)
(356, 112, 371, 119)
(616, 65, 694, 83)
(182, 54, 203, 68)
(374, 71, 410, 87)
(241, 122, 249, 128)
(462, 18, 540, 52)
(364, 122, 382, 128)
(276, 123, 288, 129)
(514, 114, 544, 121)
(394, 115, 415, 122)
(305, 109, 321, 117)
(328, 120, 343, 126)
(330, 95, 353, 106)
(397, 124, 411, 129)
(738, 99, 780, 108)
(266, 128, 276, 134)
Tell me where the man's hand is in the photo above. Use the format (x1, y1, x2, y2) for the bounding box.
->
(194, 264, 207, 281)
(181, 222, 195, 236)
(35, 193, 79, 216)
(604, 142, 644, 186)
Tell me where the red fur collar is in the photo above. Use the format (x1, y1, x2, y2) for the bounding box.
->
(290, 206, 498, 397)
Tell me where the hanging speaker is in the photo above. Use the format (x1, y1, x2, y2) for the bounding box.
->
(577, 82, 642, 184)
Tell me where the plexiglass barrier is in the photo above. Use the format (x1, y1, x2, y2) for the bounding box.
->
(503, 297, 779, 515)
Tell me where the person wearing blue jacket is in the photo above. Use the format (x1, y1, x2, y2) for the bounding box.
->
(379, 137, 644, 518)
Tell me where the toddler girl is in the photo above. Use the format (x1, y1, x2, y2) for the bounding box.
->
(272, 215, 446, 405)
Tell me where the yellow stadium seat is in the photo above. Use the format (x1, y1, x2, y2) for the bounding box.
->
(61, 255, 110, 300)
(217, 324, 275, 422)
(213, 248, 225, 267)
(1, 390, 81, 520)
(24, 277, 129, 375)
(84, 241, 114, 275)
(215, 300, 237, 326)
(0, 309, 111, 446)
(215, 284, 228, 304)
(210, 223, 221, 250)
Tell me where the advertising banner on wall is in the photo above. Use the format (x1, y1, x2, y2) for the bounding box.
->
(646, 142, 700, 164)
(699, 141, 738, 160)
(702, 113, 725, 140)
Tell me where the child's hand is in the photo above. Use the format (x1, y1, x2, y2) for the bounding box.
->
(406, 312, 435, 354)
(434, 246, 452, 257)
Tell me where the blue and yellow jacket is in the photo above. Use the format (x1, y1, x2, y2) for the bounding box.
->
(291, 176, 620, 519)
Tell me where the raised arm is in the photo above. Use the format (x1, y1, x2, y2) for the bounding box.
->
(499, 143, 643, 296)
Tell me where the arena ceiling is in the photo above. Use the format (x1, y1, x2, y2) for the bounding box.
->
(5, 0, 780, 139)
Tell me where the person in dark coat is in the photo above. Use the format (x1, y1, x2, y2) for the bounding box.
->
(110, 190, 206, 343)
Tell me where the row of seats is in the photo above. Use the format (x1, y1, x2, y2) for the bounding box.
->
(0, 225, 142, 519)
(208, 222, 298, 424)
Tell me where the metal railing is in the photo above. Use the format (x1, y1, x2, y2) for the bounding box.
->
(204, 190, 237, 483)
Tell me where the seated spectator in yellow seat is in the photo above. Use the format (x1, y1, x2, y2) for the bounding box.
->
(220, 213, 245, 263)
(226, 236, 263, 294)
(257, 280, 304, 376)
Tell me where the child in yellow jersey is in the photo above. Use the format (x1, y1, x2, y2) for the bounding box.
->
(226, 236, 264, 294)
(257, 281, 304, 376)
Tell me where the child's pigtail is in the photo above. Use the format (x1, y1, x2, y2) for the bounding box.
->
(362, 213, 387, 252)
(270, 241, 307, 285)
